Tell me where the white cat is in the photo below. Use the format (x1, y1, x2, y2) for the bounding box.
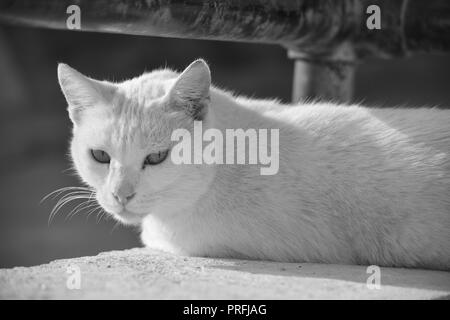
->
(57, 59, 450, 270)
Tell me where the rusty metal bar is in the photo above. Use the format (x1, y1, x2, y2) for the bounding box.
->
(0, 0, 449, 103)
(288, 44, 356, 103)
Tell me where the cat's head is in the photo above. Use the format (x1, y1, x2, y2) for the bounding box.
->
(57, 60, 213, 225)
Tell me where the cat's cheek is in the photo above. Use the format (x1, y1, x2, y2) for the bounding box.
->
(91, 164, 110, 187)
(75, 165, 107, 192)
(93, 191, 114, 212)
(70, 142, 104, 188)
(140, 164, 179, 192)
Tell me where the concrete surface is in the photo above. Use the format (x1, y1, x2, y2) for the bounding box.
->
(0, 248, 449, 299)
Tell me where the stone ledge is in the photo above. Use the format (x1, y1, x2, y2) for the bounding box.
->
(1, 248, 449, 299)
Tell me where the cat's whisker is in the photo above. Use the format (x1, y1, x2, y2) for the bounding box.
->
(67, 205, 99, 222)
(95, 210, 103, 224)
(104, 213, 113, 222)
(100, 211, 108, 223)
(42, 186, 93, 203)
(65, 200, 98, 221)
(110, 221, 121, 234)
(43, 193, 93, 223)
(52, 194, 90, 213)
(47, 191, 94, 225)
(53, 193, 92, 208)
(89, 206, 103, 223)
(52, 189, 93, 205)
(96, 208, 108, 224)
(86, 205, 102, 221)
(61, 166, 78, 175)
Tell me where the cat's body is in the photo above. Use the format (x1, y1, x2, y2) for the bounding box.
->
(142, 92, 450, 270)
(58, 60, 450, 270)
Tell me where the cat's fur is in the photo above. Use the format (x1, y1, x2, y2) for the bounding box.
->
(58, 59, 450, 270)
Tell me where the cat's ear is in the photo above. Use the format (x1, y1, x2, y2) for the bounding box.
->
(168, 59, 211, 120)
(57, 63, 115, 125)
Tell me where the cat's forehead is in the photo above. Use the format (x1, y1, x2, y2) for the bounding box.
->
(85, 108, 173, 155)
(105, 103, 173, 150)
(119, 69, 178, 102)
(80, 68, 186, 152)
(98, 70, 180, 151)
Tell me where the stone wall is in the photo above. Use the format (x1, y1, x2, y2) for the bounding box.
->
(1, 248, 449, 299)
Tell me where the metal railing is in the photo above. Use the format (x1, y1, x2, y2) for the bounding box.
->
(1, 0, 449, 102)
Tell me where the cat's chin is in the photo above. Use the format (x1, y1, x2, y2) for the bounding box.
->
(111, 209, 145, 225)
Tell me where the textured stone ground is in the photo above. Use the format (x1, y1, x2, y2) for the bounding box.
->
(0, 248, 449, 299)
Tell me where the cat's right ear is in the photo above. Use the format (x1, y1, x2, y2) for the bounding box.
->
(57, 63, 115, 125)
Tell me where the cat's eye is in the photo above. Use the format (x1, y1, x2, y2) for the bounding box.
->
(143, 150, 169, 167)
(90, 149, 111, 164)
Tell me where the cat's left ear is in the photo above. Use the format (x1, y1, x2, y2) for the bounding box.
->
(168, 59, 211, 120)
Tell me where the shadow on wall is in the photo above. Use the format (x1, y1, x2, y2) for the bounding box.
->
(0, 24, 449, 268)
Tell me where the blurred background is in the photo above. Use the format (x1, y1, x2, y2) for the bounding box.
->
(0, 24, 450, 268)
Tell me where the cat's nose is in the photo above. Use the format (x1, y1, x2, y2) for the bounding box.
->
(112, 191, 136, 205)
